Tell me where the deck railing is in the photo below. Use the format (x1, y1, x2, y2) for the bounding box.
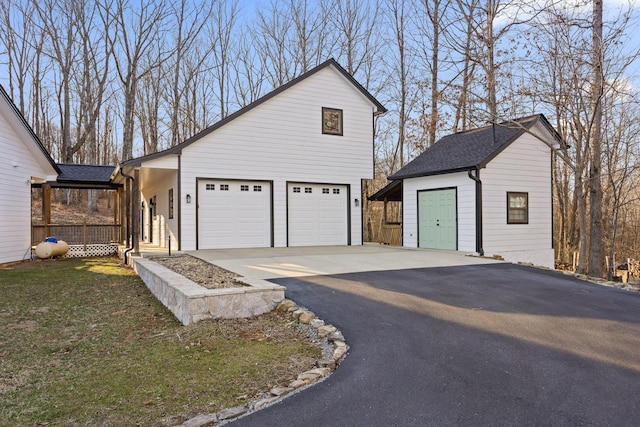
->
(32, 224, 122, 246)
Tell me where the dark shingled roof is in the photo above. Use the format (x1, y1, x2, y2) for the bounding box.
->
(389, 114, 560, 180)
(56, 164, 118, 186)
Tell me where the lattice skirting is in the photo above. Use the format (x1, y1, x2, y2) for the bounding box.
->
(32, 244, 119, 258)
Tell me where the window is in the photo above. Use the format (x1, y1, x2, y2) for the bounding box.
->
(322, 107, 343, 135)
(205, 183, 215, 190)
(241, 185, 249, 191)
(305, 187, 313, 193)
(322, 188, 330, 194)
(168, 189, 174, 219)
(293, 187, 301, 193)
(333, 188, 340, 194)
(254, 185, 262, 192)
(220, 184, 229, 191)
(507, 192, 528, 224)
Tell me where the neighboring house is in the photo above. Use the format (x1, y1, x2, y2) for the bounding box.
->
(114, 59, 386, 252)
(372, 114, 563, 268)
(0, 85, 60, 265)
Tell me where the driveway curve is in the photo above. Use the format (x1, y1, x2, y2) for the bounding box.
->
(228, 262, 640, 427)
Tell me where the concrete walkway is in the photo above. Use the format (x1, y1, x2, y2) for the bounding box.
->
(187, 244, 501, 279)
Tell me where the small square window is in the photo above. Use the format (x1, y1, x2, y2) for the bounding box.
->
(220, 184, 229, 191)
(507, 192, 528, 224)
(293, 187, 301, 193)
(322, 188, 330, 194)
(241, 185, 249, 191)
(206, 184, 215, 191)
(254, 185, 262, 192)
(333, 188, 340, 194)
(305, 187, 312, 194)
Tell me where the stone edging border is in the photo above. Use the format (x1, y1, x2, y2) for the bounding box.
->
(176, 298, 349, 427)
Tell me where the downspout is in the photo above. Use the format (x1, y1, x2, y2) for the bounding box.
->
(119, 165, 136, 265)
(468, 168, 484, 256)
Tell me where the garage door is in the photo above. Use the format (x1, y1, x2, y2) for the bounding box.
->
(198, 180, 271, 249)
(288, 183, 348, 246)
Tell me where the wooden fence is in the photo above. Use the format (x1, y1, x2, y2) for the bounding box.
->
(379, 223, 402, 246)
(32, 224, 122, 246)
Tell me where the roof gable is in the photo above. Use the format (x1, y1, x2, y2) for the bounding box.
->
(390, 114, 561, 180)
(123, 58, 386, 166)
(0, 84, 60, 175)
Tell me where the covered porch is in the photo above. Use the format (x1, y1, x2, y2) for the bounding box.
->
(368, 180, 403, 246)
(31, 164, 125, 257)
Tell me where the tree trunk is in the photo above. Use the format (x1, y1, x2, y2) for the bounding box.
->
(587, 0, 604, 277)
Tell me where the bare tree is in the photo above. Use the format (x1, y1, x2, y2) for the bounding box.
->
(207, 0, 239, 120)
(587, 0, 604, 277)
(34, 0, 82, 163)
(104, 0, 170, 160)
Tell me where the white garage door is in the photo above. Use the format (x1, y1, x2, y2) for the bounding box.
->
(288, 183, 348, 246)
(198, 180, 271, 249)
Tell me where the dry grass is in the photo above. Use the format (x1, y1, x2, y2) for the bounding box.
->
(0, 257, 320, 426)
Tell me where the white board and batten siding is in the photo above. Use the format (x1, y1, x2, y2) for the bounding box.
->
(403, 172, 476, 252)
(0, 99, 58, 264)
(178, 66, 375, 250)
(481, 128, 554, 268)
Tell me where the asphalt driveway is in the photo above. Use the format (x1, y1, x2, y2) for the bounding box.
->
(228, 262, 640, 426)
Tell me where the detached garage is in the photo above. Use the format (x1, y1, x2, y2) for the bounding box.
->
(115, 59, 386, 252)
(373, 114, 564, 269)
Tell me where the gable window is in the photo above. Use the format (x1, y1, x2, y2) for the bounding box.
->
(507, 192, 528, 224)
(322, 107, 343, 135)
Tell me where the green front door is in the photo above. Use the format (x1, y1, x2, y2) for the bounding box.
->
(418, 188, 457, 250)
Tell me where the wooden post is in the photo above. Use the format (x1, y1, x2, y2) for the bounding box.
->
(83, 220, 87, 252)
(43, 184, 51, 239)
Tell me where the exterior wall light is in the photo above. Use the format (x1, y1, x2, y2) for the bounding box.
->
(186, 194, 192, 204)
(355, 198, 359, 207)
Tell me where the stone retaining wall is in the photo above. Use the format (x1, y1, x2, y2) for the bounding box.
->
(132, 257, 285, 325)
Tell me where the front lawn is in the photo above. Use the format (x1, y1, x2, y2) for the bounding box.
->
(0, 257, 319, 426)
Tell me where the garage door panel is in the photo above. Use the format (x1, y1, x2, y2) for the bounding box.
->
(198, 180, 271, 249)
(288, 183, 348, 247)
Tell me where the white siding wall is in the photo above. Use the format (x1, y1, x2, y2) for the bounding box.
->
(179, 66, 374, 250)
(0, 109, 56, 264)
(403, 172, 476, 252)
(140, 170, 179, 251)
(481, 128, 554, 268)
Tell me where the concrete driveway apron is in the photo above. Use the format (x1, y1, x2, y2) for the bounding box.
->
(190, 247, 640, 426)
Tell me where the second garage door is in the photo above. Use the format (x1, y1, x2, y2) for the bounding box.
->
(198, 179, 271, 249)
(288, 183, 348, 246)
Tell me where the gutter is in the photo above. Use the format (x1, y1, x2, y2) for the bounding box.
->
(118, 165, 136, 264)
(467, 168, 484, 256)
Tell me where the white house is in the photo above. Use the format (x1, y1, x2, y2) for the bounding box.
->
(373, 115, 563, 269)
(114, 59, 386, 252)
(0, 85, 60, 265)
